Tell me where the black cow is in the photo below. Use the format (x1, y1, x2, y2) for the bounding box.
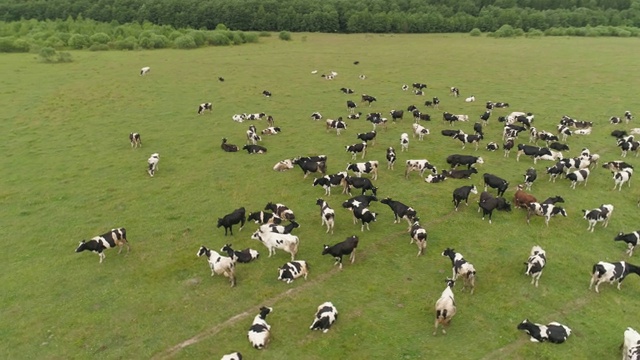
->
(473, 122, 484, 136)
(313, 172, 348, 196)
(614, 231, 640, 257)
(452, 185, 478, 211)
(549, 142, 569, 151)
(347, 100, 357, 113)
(264, 202, 295, 221)
(480, 110, 491, 125)
(443, 112, 459, 125)
(357, 131, 377, 145)
(483, 173, 509, 196)
(380, 197, 417, 228)
(198, 102, 212, 115)
(361, 94, 377, 106)
(446, 154, 484, 169)
(344, 176, 377, 196)
(75, 227, 130, 263)
(442, 168, 478, 179)
(292, 157, 327, 178)
(478, 191, 512, 224)
(390, 110, 404, 121)
(217, 207, 246, 236)
(341, 87, 355, 94)
(322, 235, 359, 269)
(242, 144, 267, 154)
(441, 129, 462, 137)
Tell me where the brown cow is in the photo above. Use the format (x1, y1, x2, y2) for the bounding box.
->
(514, 184, 537, 209)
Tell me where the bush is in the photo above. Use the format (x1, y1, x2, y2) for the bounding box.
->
(89, 43, 109, 51)
(244, 32, 259, 43)
(90, 32, 111, 44)
(544, 27, 565, 36)
(68, 34, 90, 49)
(44, 36, 65, 48)
(215, 23, 228, 31)
(231, 32, 244, 45)
(39, 47, 57, 62)
(618, 29, 632, 37)
(526, 28, 544, 37)
(0, 37, 18, 52)
(279, 31, 292, 41)
(168, 31, 184, 40)
(12, 38, 31, 52)
(259, 31, 271, 37)
(113, 36, 137, 50)
(469, 28, 482, 36)
(188, 30, 205, 46)
(174, 35, 197, 49)
(57, 52, 73, 62)
(493, 25, 516, 38)
(207, 32, 231, 46)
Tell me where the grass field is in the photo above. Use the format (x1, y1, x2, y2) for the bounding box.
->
(2, 33, 640, 359)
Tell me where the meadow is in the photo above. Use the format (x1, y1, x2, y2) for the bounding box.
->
(1, 33, 640, 359)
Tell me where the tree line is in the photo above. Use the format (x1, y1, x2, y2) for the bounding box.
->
(1, 0, 640, 33)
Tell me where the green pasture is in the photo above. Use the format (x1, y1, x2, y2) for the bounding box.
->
(1, 33, 640, 359)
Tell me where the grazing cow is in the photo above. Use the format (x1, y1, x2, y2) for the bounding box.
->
(346, 142, 367, 160)
(273, 159, 294, 172)
(292, 156, 327, 178)
(603, 160, 634, 173)
(221, 138, 239, 152)
(361, 94, 377, 106)
(542, 195, 564, 205)
(277, 260, 309, 283)
(75, 228, 129, 263)
(503, 124, 527, 140)
(443, 112, 459, 125)
(409, 221, 428, 256)
(309, 302, 338, 333)
(412, 123, 430, 140)
(262, 90, 272, 97)
(221, 244, 259, 264)
(217, 207, 246, 236)
(264, 202, 295, 221)
(220, 352, 241, 360)
(526, 202, 567, 226)
(465, 95, 475, 102)
(442, 168, 478, 179)
(242, 144, 267, 154)
(247, 211, 281, 225)
(545, 162, 565, 182)
(523, 167, 537, 190)
(557, 124, 572, 141)
(483, 173, 509, 197)
(129, 132, 142, 148)
(357, 130, 377, 145)
(346, 100, 357, 113)
(405, 159, 437, 179)
(503, 138, 515, 157)
(486, 142, 499, 151)
(261, 127, 281, 135)
(198, 102, 212, 115)
(590, 261, 640, 293)
(353, 206, 377, 231)
(344, 176, 377, 196)
(623, 327, 640, 360)
(341, 87, 355, 94)
(582, 204, 614, 232)
(347, 161, 379, 180)
(446, 154, 484, 169)
(326, 118, 347, 135)
(442, 248, 476, 294)
(516, 144, 553, 163)
(450, 87, 460, 97)
(453, 133, 483, 150)
(381, 197, 417, 228)
(311, 112, 323, 121)
(441, 129, 463, 138)
(262, 221, 300, 235)
(524, 245, 546, 287)
(390, 110, 404, 121)
(433, 279, 457, 335)
(347, 112, 362, 119)
(248, 306, 272, 349)
(567, 168, 590, 189)
(400, 133, 410, 151)
(140, 66, 150, 76)
(196, 246, 236, 287)
(615, 231, 640, 257)
(322, 235, 359, 269)
(316, 199, 335, 234)
(251, 229, 299, 260)
(517, 319, 572, 344)
(613, 168, 633, 191)
(452, 185, 478, 211)
(413, 83, 428, 90)
(387, 147, 397, 169)
(514, 184, 537, 209)
(147, 153, 159, 177)
(478, 191, 512, 224)
(549, 142, 569, 152)
(425, 173, 447, 183)
(313, 172, 348, 196)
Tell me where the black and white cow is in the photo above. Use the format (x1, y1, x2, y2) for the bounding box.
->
(480, 110, 491, 125)
(341, 87, 355, 94)
(313, 172, 348, 196)
(221, 244, 259, 263)
(380, 197, 417, 228)
(262, 90, 272, 97)
(261, 127, 281, 135)
(623, 327, 640, 360)
(409, 221, 428, 256)
(517, 319, 572, 344)
(357, 131, 377, 145)
(346, 161, 379, 180)
(523, 167, 537, 190)
(453, 133, 483, 150)
(452, 185, 478, 211)
(503, 138, 515, 157)
(590, 261, 640, 293)
(483, 173, 509, 197)
(147, 153, 159, 177)
(434, 279, 457, 336)
(198, 102, 212, 115)
(221, 138, 239, 152)
(277, 260, 309, 283)
(242, 144, 267, 154)
(196, 245, 237, 287)
(326, 118, 347, 135)
(316, 198, 335, 234)
(582, 204, 613, 232)
(293, 156, 327, 178)
(405, 159, 437, 179)
(450, 87, 460, 97)
(251, 229, 299, 260)
(264, 202, 295, 221)
(247, 211, 280, 225)
(129, 132, 142, 148)
(443, 112, 459, 125)
(390, 110, 404, 122)
(446, 154, 484, 169)
(347, 112, 362, 119)
(567, 168, 590, 189)
(613, 168, 633, 191)
(412, 123, 430, 140)
(516, 144, 552, 163)
(478, 191, 512, 224)
(75, 227, 129, 263)
(346, 142, 367, 160)
(441, 248, 476, 294)
(248, 306, 272, 349)
(311, 112, 323, 121)
(425, 173, 447, 183)
(353, 206, 378, 231)
(346, 100, 357, 113)
(220, 352, 242, 360)
(545, 162, 565, 182)
(263, 221, 300, 235)
(361, 94, 377, 106)
(217, 207, 246, 236)
(140, 66, 150, 76)
(387, 147, 397, 170)
(323, 235, 359, 269)
(486, 142, 499, 151)
(342, 195, 378, 210)
(526, 202, 567, 226)
(524, 245, 546, 287)
(557, 124, 572, 141)
(615, 231, 640, 257)
(400, 133, 410, 152)
(442, 168, 478, 179)
(413, 83, 427, 90)
(344, 176, 378, 196)
(309, 302, 338, 333)
(603, 160, 634, 173)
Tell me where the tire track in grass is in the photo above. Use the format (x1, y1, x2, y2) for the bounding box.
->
(154, 212, 459, 359)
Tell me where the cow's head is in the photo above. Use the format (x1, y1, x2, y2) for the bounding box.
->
(75, 240, 89, 253)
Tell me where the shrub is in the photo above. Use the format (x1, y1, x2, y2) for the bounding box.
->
(526, 28, 544, 38)
(90, 32, 111, 45)
(168, 31, 184, 40)
(244, 32, 259, 43)
(68, 34, 90, 49)
(469, 28, 482, 36)
(174, 35, 197, 49)
(231, 32, 244, 45)
(618, 29, 631, 37)
(259, 31, 271, 37)
(207, 32, 231, 46)
(113, 36, 137, 50)
(57, 51, 73, 62)
(38, 46, 57, 62)
(0, 37, 17, 52)
(215, 23, 228, 31)
(188, 30, 205, 46)
(279, 31, 292, 41)
(44, 36, 65, 48)
(89, 43, 109, 51)
(493, 25, 516, 38)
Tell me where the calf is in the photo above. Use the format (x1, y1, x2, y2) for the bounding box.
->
(221, 244, 259, 263)
(344, 176, 377, 196)
(387, 147, 397, 169)
(248, 307, 272, 349)
(614, 231, 640, 257)
(251, 229, 299, 260)
(523, 167, 537, 190)
(624, 328, 640, 360)
(425, 173, 447, 183)
(322, 235, 359, 269)
(590, 261, 640, 293)
(465, 95, 475, 102)
(309, 302, 338, 333)
(603, 160, 634, 172)
(75, 227, 129, 263)
(442, 248, 476, 294)
(196, 246, 236, 287)
(273, 158, 294, 172)
(514, 184, 537, 209)
(217, 207, 246, 236)
(147, 153, 159, 177)
(480, 110, 491, 125)
(129, 132, 142, 148)
(400, 133, 410, 152)
(326, 118, 347, 135)
(242, 144, 267, 154)
(405, 159, 437, 179)
(293, 157, 327, 178)
(567, 168, 590, 189)
(347, 112, 362, 119)
(357, 130, 377, 145)
(452, 185, 478, 211)
(545, 162, 565, 182)
(517, 319, 572, 343)
(316, 198, 335, 234)
(232, 113, 246, 122)
(503, 138, 515, 157)
(381, 197, 417, 229)
(220, 352, 242, 360)
(526, 202, 567, 226)
(412, 123, 430, 140)
(446, 154, 484, 169)
(277, 260, 309, 283)
(478, 191, 512, 224)
(442, 168, 478, 179)
(246, 128, 262, 145)
(346, 142, 367, 160)
(582, 204, 614, 232)
(264, 202, 295, 221)
(524, 245, 546, 287)
(221, 138, 239, 152)
(346, 161, 379, 180)
(433, 279, 457, 335)
(313, 172, 348, 196)
(198, 102, 212, 115)
(483, 173, 509, 197)
(409, 221, 428, 256)
(450, 87, 460, 97)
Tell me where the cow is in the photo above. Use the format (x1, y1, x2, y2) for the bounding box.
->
(545, 162, 565, 182)
(400, 133, 410, 152)
(264, 202, 295, 221)
(433, 279, 457, 335)
(450, 87, 460, 97)
(452, 185, 478, 211)
(292, 156, 327, 178)
(549, 142, 569, 152)
(405, 159, 437, 179)
(480, 110, 491, 125)
(347, 100, 357, 113)
(326, 118, 347, 135)
(610, 116, 623, 124)
(232, 113, 247, 122)
(346, 142, 367, 160)
(353, 206, 377, 231)
(242, 144, 267, 154)
(380, 197, 417, 229)
(262, 90, 272, 97)
(446, 154, 484, 169)
(273, 159, 294, 172)
(221, 138, 239, 152)
(614, 231, 640, 257)
(359, 74, 366, 80)
(486, 101, 495, 110)
(465, 95, 475, 102)
(495, 102, 509, 108)
(625, 110, 634, 123)
(442, 168, 478, 179)
(541, 196, 565, 205)
(129, 132, 142, 148)
(441, 248, 476, 294)
(221, 244, 259, 264)
(147, 153, 159, 177)
(589, 261, 640, 293)
(341, 87, 355, 94)
(567, 168, 590, 189)
(557, 124, 572, 141)
(514, 184, 537, 209)
(425, 174, 447, 183)
(503, 138, 515, 157)
(486, 142, 499, 151)
(347, 112, 362, 120)
(323, 235, 359, 269)
(347, 161, 379, 180)
(357, 131, 377, 145)
(412, 123, 430, 140)
(262, 221, 300, 235)
(247, 211, 281, 225)
(313, 172, 348, 196)
(248, 306, 272, 349)
(478, 191, 512, 224)
(309, 302, 338, 333)
(413, 83, 427, 90)
(261, 127, 281, 135)
(196, 245, 236, 287)
(361, 94, 377, 106)
(441, 129, 463, 138)
(75, 228, 129, 263)
(603, 160, 634, 173)
(526, 202, 567, 226)
(344, 176, 377, 196)
(140, 66, 150, 76)
(390, 110, 404, 121)
(220, 352, 242, 360)
(251, 229, 299, 260)
(516, 144, 553, 163)
(483, 173, 509, 197)
(415, 111, 432, 122)
(246, 127, 262, 145)
(198, 102, 212, 115)
(523, 167, 537, 190)
(613, 168, 633, 191)
(311, 112, 322, 121)
(402, 84, 409, 91)
(517, 319, 572, 344)
(443, 112, 459, 125)
(246, 113, 266, 121)
(623, 327, 640, 360)
(582, 204, 614, 232)
(277, 260, 309, 283)
(387, 147, 397, 170)
(316, 198, 335, 234)
(503, 124, 527, 140)
(342, 195, 378, 210)
(409, 221, 428, 256)
(217, 207, 246, 236)
(524, 245, 546, 287)
(453, 133, 483, 150)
